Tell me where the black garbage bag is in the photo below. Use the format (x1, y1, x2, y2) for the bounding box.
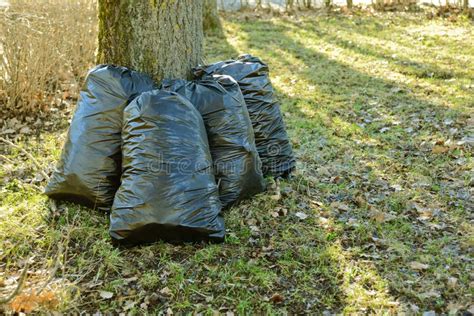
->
(110, 90, 225, 244)
(45, 65, 155, 211)
(161, 75, 266, 209)
(193, 54, 296, 178)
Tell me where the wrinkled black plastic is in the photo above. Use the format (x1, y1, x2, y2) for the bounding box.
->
(45, 65, 155, 211)
(193, 54, 296, 178)
(161, 75, 266, 208)
(110, 90, 225, 244)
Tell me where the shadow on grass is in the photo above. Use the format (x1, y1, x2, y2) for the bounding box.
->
(4, 15, 469, 314)
(234, 17, 467, 145)
(283, 16, 473, 81)
(220, 15, 471, 312)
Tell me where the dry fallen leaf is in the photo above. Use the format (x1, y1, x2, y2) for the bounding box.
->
(270, 193, 281, 201)
(347, 218, 359, 227)
(330, 202, 350, 212)
(310, 200, 323, 207)
(409, 303, 419, 313)
(124, 276, 138, 283)
(39, 291, 58, 306)
(417, 208, 434, 221)
(354, 196, 366, 207)
(1, 128, 16, 135)
(270, 293, 284, 303)
(447, 302, 462, 314)
(409, 261, 430, 271)
(272, 207, 287, 218)
(318, 216, 329, 225)
(390, 184, 403, 191)
(9, 290, 58, 313)
(432, 145, 449, 154)
(295, 212, 308, 220)
(246, 218, 257, 226)
(99, 290, 114, 299)
(123, 300, 136, 310)
(421, 291, 440, 299)
(19, 126, 32, 134)
(447, 277, 458, 289)
(9, 292, 38, 313)
(370, 210, 396, 223)
(160, 286, 172, 296)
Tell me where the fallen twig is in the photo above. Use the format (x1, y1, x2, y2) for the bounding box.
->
(0, 154, 15, 164)
(0, 262, 29, 304)
(37, 243, 63, 296)
(0, 137, 50, 181)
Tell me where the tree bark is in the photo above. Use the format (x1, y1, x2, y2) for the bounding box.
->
(97, 0, 203, 82)
(286, 0, 295, 12)
(347, 0, 353, 8)
(203, 0, 221, 32)
(374, 0, 385, 10)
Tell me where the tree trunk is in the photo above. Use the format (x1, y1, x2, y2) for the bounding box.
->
(203, 0, 221, 32)
(463, 0, 469, 10)
(97, 0, 203, 82)
(286, 0, 295, 12)
(347, 0, 353, 8)
(374, 0, 385, 10)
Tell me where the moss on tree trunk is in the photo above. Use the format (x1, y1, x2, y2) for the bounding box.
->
(97, 0, 203, 82)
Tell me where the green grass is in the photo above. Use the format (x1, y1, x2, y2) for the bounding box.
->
(1, 11, 473, 314)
